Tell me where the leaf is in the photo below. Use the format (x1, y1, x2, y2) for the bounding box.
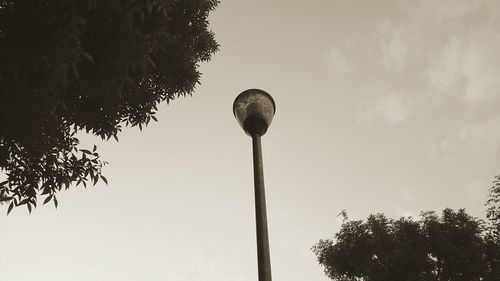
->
(0, 180, 8, 186)
(51, 63, 69, 90)
(27, 203, 32, 214)
(93, 175, 98, 186)
(93, 144, 97, 152)
(147, 57, 156, 68)
(43, 194, 53, 205)
(125, 0, 135, 8)
(138, 9, 145, 22)
(100, 175, 108, 185)
(53, 63, 68, 75)
(151, 115, 158, 122)
(54, 196, 58, 209)
(7, 202, 14, 215)
(81, 52, 94, 63)
(71, 65, 79, 79)
(59, 101, 68, 112)
(146, 0, 152, 15)
(80, 149, 91, 154)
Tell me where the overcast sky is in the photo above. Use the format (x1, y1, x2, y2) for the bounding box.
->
(2, 1, 500, 281)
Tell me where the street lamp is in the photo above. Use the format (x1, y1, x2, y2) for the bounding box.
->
(233, 89, 276, 281)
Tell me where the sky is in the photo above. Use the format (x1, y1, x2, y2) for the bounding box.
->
(2, 0, 500, 280)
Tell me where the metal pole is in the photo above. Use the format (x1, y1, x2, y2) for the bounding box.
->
(251, 134, 272, 281)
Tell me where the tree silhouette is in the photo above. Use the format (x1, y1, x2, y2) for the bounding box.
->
(487, 176, 500, 239)
(0, 0, 219, 213)
(312, 177, 500, 281)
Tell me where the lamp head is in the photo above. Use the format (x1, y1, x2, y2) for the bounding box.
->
(233, 89, 276, 136)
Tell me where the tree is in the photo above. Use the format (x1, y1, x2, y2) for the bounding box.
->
(0, 0, 219, 213)
(312, 180, 500, 281)
(487, 175, 500, 238)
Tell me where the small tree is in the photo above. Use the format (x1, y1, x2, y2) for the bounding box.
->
(0, 0, 219, 213)
(313, 179, 500, 281)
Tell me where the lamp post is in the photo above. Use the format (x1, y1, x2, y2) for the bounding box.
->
(233, 89, 276, 281)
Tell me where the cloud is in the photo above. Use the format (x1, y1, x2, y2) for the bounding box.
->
(426, 30, 500, 105)
(323, 0, 500, 142)
(323, 48, 351, 73)
(377, 21, 409, 73)
(459, 114, 500, 145)
(358, 93, 414, 124)
(421, 138, 456, 162)
(414, 0, 500, 106)
(426, 39, 464, 99)
(461, 38, 500, 104)
(411, 0, 487, 24)
(372, 0, 500, 107)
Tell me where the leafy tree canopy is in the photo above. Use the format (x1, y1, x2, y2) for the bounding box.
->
(487, 176, 500, 238)
(313, 178, 500, 281)
(0, 0, 219, 213)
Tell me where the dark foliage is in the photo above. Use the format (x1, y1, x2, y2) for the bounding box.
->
(312, 179, 500, 281)
(487, 176, 500, 238)
(0, 0, 219, 213)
